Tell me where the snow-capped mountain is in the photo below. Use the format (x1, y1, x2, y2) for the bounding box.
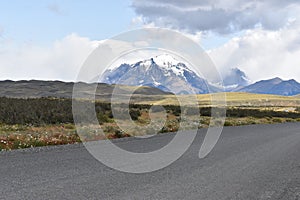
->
(100, 54, 218, 94)
(100, 54, 300, 96)
(210, 68, 251, 91)
(223, 68, 251, 91)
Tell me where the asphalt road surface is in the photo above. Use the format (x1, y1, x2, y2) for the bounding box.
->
(1, 123, 300, 200)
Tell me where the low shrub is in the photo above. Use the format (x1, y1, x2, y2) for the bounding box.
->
(224, 121, 233, 126)
(63, 123, 75, 129)
(272, 118, 283, 123)
(129, 109, 141, 121)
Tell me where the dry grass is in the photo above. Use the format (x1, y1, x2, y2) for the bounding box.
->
(1, 92, 300, 150)
(127, 92, 300, 107)
(0, 124, 80, 150)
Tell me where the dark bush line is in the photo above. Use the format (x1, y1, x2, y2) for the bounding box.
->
(199, 107, 300, 119)
(0, 97, 145, 125)
(0, 97, 299, 126)
(0, 97, 179, 125)
(0, 97, 73, 125)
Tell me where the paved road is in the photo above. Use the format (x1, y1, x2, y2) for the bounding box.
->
(1, 123, 300, 200)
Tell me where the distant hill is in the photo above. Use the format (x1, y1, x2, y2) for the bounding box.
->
(1, 77, 300, 101)
(0, 80, 172, 100)
(237, 78, 300, 96)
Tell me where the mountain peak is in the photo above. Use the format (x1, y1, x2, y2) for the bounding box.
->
(133, 54, 183, 71)
(135, 54, 183, 70)
(100, 54, 214, 94)
(153, 54, 181, 66)
(101, 55, 300, 96)
(222, 67, 250, 90)
(269, 77, 283, 82)
(287, 79, 297, 83)
(231, 67, 244, 74)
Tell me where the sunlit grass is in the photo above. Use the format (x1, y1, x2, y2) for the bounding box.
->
(1, 92, 300, 150)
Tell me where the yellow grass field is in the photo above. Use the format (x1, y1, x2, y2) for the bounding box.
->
(130, 92, 300, 108)
(1, 92, 300, 150)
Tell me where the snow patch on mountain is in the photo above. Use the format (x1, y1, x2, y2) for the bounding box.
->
(100, 54, 215, 94)
(214, 68, 251, 91)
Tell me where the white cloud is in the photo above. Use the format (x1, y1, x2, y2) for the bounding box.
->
(1, 29, 300, 83)
(0, 30, 204, 82)
(208, 21, 300, 82)
(130, 0, 300, 82)
(132, 0, 300, 34)
(0, 34, 101, 81)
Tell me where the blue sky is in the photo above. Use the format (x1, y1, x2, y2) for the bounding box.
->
(0, 0, 135, 45)
(0, 0, 234, 49)
(1, 0, 300, 82)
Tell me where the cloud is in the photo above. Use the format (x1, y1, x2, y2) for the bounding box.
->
(47, 3, 64, 15)
(132, 0, 300, 34)
(0, 26, 4, 37)
(208, 21, 300, 82)
(2, 30, 298, 83)
(0, 34, 101, 81)
(0, 30, 204, 82)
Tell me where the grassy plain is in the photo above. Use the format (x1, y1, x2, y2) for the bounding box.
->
(1, 92, 300, 150)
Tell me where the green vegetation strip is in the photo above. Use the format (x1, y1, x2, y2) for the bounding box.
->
(0, 97, 300, 150)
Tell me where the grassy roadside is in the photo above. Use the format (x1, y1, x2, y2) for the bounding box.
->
(1, 111, 300, 150)
(0, 124, 80, 150)
(0, 95, 300, 150)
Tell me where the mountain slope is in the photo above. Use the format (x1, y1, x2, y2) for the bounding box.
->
(237, 78, 300, 96)
(101, 54, 219, 94)
(223, 68, 250, 91)
(0, 80, 171, 99)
